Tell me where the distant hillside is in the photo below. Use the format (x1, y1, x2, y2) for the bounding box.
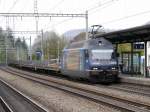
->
(72, 31, 106, 42)
(63, 28, 113, 43)
(145, 21, 150, 25)
(72, 32, 86, 42)
(63, 29, 85, 41)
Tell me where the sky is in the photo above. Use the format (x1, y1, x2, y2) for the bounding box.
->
(0, 0, 150, 44)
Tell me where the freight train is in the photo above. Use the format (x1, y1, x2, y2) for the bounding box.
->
(10, 37, 119, 83)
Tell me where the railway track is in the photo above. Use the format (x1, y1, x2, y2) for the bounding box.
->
(0, 97, 13, 112)
(0, 76, 48, 112)
(9, 66, 150, 97)
(1, 67, 150, 112)
(96, 83, 150, 97)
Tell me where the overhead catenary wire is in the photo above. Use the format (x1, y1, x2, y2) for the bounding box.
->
(87, 0, 150, 26)
(102, 9, 150, 25)
(88, 0, 118, 12)
(0, 0, 19, 26)
(19, 0, 28, 12)
(71, 0, 116, 14)
(42, 0, 65, 30)
(49, 0, 65, 12)
(7, 0, 19, 12)
(43, 18, 73, 31)
(44, 0, 118, 30)
(89, 0, 118, 15)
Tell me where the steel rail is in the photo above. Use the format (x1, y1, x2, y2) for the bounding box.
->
(0, 97, 13, 112)
(96, 84, 150, 97)
(2, 67, 150, 112)
(0, 75, 48, 112)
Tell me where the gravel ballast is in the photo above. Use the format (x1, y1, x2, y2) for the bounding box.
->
(0, 70, 120, 112)
(10, 67, 150, 106)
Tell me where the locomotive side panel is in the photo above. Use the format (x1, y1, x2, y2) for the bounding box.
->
(61, 49, 89, 78)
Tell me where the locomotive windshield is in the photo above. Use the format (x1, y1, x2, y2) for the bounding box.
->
(91, 49, 113, 60)
(90, 49, 117, 65)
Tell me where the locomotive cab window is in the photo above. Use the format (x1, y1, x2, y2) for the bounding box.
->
(90, 49, 117, 65)
(91, 49, 113, 60)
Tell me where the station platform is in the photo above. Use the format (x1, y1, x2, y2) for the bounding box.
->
(119, 74, 150, 86)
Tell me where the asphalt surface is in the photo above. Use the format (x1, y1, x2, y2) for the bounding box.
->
(0, 80, 46, 112)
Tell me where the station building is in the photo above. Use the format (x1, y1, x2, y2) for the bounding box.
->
(96, 24, 150, 78)
(147, 42, 150, 66)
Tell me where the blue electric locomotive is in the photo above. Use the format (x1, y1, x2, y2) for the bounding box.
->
(60, 37, 118, 82)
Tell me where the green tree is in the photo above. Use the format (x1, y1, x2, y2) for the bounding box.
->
(0, 27, 6, 63)
(14, 38, 28, 61)
(32, 31, 67, 60)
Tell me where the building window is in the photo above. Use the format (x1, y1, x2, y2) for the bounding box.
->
(149, 55, 150, 66)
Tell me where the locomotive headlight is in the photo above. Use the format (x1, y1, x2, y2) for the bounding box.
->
(111, 67, 116, 70)
(93, 67, 98, 70)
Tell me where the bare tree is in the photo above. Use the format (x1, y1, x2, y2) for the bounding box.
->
(32, 31, 67, 60)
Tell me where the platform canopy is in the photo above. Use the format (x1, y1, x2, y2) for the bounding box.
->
(95, 24, 150, 44)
